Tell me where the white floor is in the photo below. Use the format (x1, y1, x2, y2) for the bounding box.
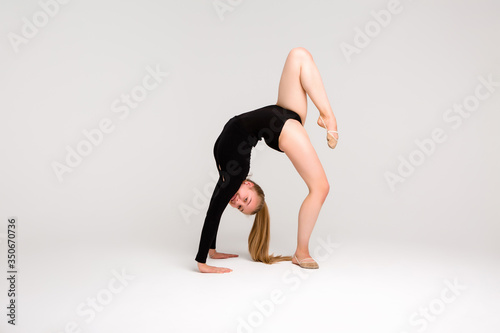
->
(2, 237, 499, 333)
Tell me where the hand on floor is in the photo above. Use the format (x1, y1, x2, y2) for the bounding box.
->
(197, 262, 232, 273)
(209, 250, 239, 259)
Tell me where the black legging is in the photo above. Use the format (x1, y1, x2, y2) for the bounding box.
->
(195, 104, 302, 263)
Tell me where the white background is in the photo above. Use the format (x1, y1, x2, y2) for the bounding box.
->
(1, 1, 499, 332)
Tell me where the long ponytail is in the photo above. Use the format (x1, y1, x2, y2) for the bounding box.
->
(247, 180, 292, 264)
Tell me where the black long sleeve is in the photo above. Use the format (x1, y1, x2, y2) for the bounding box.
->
(195, 172, 246, 263)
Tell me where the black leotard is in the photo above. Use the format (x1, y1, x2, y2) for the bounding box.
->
(195, 104, 302, 263)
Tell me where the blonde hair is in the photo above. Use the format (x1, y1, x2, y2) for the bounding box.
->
(247, 179, 292, 264)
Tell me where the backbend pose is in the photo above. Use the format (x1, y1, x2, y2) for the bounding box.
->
(195, 47, 339, 273)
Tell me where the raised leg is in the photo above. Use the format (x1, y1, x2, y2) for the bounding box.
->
(276, 47, 338, 137)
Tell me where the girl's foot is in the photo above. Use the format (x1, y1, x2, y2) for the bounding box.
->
(317, 115, 338, 149)
(292, 252, 319, 269)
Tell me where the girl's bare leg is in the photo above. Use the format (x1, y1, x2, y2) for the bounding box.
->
(279, 121, 329, 262)
(276, 47, 335, 262)
(276, 47, 338, 140)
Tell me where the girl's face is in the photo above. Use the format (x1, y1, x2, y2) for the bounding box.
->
(229, 181, 260, 215)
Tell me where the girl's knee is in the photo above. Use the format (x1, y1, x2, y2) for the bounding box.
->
(324, 181, 330, 196)
(289, 47, 313, 61)
(311, 180, 329, 202)
(321, 181, 330, 200)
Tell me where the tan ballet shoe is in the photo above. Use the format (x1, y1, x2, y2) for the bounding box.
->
(319, 116, 338, 149)
(293, 255, 319, 269)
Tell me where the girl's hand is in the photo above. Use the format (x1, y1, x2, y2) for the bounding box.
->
(197, 262, 232, 273)
(209, 249, 239, 259)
